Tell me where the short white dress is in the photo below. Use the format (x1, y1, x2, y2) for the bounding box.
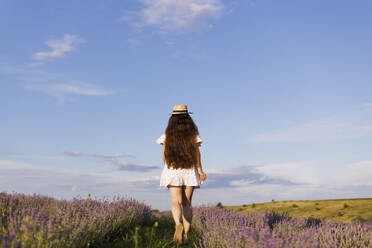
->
(156, 134, 204, 189)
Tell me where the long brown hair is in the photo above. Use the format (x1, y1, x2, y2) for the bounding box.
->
(164, 114, 199, 169)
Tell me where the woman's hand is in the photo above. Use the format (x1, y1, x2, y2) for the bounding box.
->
(199, 171, 207, 181)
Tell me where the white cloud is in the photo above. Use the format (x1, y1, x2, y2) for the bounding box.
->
(233, 184, 321, 201)
(0, 159, 145, 200)
(28, 62, 45, 68)
(198, 161, 372, 199)
(0, 159, 168, 209)
(341, 161, 372, 186)
(0, 160, 31, 169)
(123, 0, 224, 32)
(251, 162, 319, 185)
(24, 82, 114, 97)
(110, 160, 160, 172)
(60, 150, 158, 172)
(32, 34, 85, 61)
(1, 63, 116, 102)
(2, 159, 372, 211)
(249, 118, 372, 143)
(61, 151, 136, 159)
(128, 175, 160, 183)
(221, 161, 372, 203)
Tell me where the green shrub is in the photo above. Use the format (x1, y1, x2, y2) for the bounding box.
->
(292, 204, 299, 208)
(252, 203, 256, 208)
(216, 202, 223, 208)
(242, 204, 247, 207)
(315, 207, 320, 211)
(343, 203, 349, 208)
(338, 212, 344, 216)
(314, 202, 319, 205)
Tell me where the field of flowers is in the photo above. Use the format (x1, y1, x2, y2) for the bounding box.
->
(0, 192, 152, 247)
(1, 192, 372, 248)
(192, 206, 372, 248)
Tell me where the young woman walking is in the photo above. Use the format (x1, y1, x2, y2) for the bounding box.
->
(156, 105, 207, 245)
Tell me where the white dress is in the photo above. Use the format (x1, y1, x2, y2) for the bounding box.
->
(156, 134, 204, 189)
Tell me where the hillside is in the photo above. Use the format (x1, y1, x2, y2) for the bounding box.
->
(224, 198, 372, 223)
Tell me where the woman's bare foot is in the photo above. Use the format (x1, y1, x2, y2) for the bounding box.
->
(183, 233, 189, 244)
(173, 224, 183, 244)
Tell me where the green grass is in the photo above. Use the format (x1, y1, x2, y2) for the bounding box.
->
(224, 198, 372, 223)
(98, 214, 201, 248)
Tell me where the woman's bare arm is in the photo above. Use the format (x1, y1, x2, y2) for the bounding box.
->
(196, 146, 203, 173)
(196, 146, 206, 181)
(162, 142, 165, 163)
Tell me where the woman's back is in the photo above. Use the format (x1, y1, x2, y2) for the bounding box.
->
(163, 114, 199, 169)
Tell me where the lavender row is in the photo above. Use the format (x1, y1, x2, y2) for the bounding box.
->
(192, 206, 372, 248)
(0, 192, 152, 248)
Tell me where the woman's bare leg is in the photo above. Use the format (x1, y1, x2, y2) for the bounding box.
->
(169, 186, 184, 244)
(168, 186, 183, 225)
(181, 186, 194, 239)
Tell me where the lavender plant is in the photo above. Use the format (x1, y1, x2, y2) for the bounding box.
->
(192, 206, 372, 248)
(0, 192, 151, 248)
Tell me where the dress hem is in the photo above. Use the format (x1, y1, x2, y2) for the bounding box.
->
(160, 184, 201, 189)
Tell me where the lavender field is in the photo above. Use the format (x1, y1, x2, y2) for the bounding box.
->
(1, 192, 372, 248)
(0, 192, 152, 247)
(192, 206, 372, 248)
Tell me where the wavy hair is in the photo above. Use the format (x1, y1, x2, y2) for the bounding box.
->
(164, 114, 199, 169)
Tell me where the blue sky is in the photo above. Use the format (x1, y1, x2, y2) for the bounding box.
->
(1, 0, 372, 210)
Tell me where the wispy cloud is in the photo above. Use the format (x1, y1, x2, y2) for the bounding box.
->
(122, 0, 224, 32)
(28, 62, 45, 68)
(109, 160, 160, 172)
(128, 177, 163, 189)
(128, 160, 372, 196)
(32, 34, 85, 61)
(61, 151, 136, 159)
(24, 82, 115, 97)
(2, 159, 372, 211)
(0, 159, 137, 200)
(203, 162, 372, 203)
(203, 165, 305, 189)
(341, 161, 372, 186)
(60, 150, 158, 172)
(1, 63, 116, 102)
(251, 162, 319, 185)
(249, 118, 372, 143)
(128, 164, 305, 190)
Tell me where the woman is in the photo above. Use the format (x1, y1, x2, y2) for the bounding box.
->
(156, 105, 207, 245)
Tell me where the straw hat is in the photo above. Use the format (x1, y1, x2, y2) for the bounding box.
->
(170, 105, 193, 115)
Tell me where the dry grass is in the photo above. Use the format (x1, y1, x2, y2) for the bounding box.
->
(225, 198, 372, 223)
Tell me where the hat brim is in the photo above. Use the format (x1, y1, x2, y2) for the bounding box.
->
(169, 111, 193, 115)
